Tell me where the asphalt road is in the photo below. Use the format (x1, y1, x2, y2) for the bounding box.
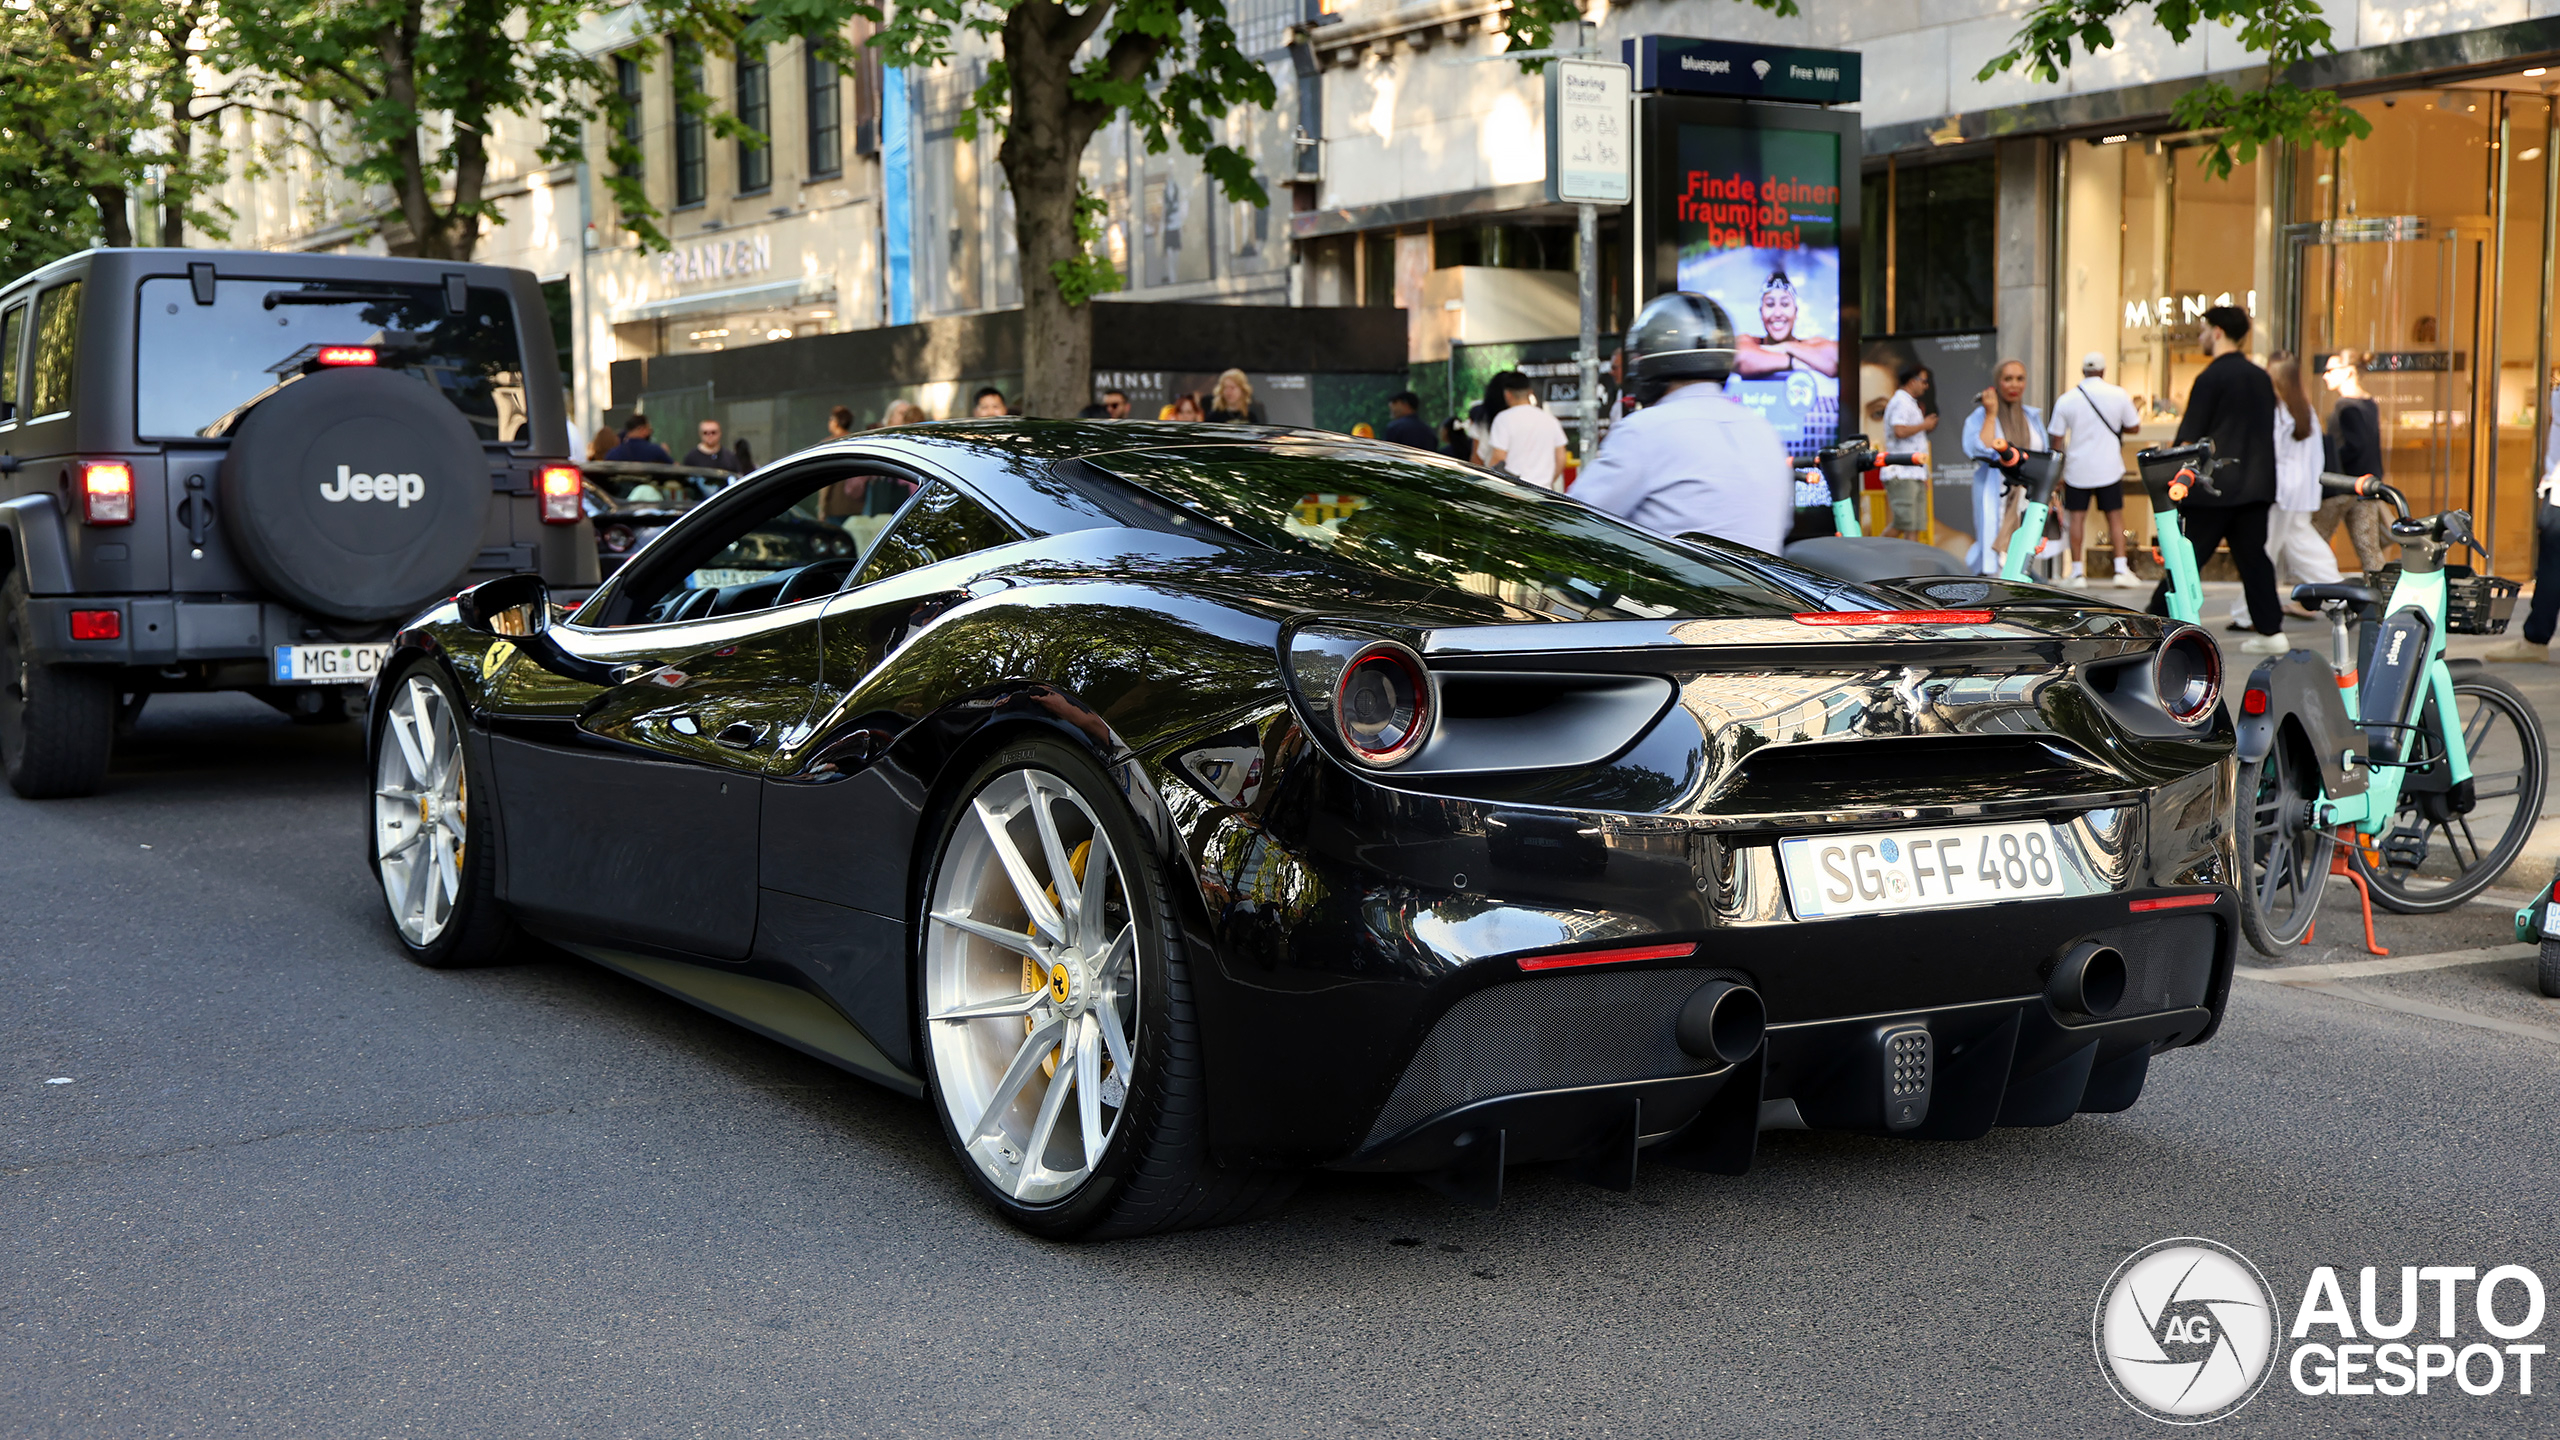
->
(8, 691, 2559, 1438)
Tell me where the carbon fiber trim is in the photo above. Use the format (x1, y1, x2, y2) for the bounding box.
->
(1363, 966, 1751, 1146)
(2090, 915, 2217, 1016)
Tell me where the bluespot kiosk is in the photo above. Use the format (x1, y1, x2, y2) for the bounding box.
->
(1627, 36, 1862, 534)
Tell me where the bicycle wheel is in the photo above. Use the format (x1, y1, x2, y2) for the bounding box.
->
(2353, 673, 2548, 914)
(2237, 731, 2328, 955)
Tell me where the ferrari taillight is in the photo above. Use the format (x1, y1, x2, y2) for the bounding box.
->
(1791, 610, 1994, 626)
(79, 461, 135, 526)
(538, 465, 583, 524)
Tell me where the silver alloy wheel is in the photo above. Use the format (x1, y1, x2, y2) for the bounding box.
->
(373, 674, 468, 946)
(926, 766, 1138, 1205)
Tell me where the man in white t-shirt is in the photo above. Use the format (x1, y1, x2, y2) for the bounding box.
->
(1878, 363, 1935, 539)
(2043, 351, 2143, 588)
(1485, 375, 1571, 491)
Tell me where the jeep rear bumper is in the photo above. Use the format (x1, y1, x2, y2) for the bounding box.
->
(24, 595, 390, 679)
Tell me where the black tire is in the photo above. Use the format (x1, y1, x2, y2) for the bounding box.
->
(2353, 673, 2548, 914)
(0, 568, 115, 798)
(2541, 939, 2560, 1000)
(915, 736, 1295, 1239)
(2237, 734, 2327, 956)
(368, 663, 518, 969)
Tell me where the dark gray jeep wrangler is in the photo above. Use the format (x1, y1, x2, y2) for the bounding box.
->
(0, 249, 597, 797)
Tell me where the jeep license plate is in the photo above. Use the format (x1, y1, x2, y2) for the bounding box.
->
(273, 643, 391, 684)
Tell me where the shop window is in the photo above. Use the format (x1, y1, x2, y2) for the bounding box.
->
(737, 46, 771, 193)
(672, 39, 706, 208)
(807, 47, 842, 177)
(1431, 222, 1574, 272)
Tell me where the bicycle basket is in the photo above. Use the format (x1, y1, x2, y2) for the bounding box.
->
(2361, 564, 2522, 635)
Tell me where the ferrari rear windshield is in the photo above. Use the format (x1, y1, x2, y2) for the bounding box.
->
(1080, 441, 1809, 621)
(134, 277, 529, 442)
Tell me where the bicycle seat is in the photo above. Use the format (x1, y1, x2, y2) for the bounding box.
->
(2293, 582, 2376, 608)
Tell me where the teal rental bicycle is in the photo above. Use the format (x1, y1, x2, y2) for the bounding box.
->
(2233, 473, 2547, 954)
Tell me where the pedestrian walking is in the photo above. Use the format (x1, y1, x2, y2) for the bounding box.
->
(880, 400, 928, 427)
(2230, 353, 2342, 626)
(2318, 350, 2390, 571)
(1573, 292, 1794, 557)
(2486, 452, 2560, 662)
(1957, 359, 2047, 574)
(1381, 391, 1437, 450)
(1168, 393, 1205, 422)
(1878, 363, 1935, 541)
(2161, 305, 2285, 653)
(827, 405, 858, 440)
(2044, 351, 2144, 588)
(972, 386, 1011, 418)
(586, 426, 618, 462)
(1483, 372, 1570, 491)
(1206, 370, 1265, 425)
(603, 415, 672, 464)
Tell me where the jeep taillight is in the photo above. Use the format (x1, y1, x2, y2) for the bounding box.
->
(80, 461, 135, 526)
(538, 465, 582, 524)
(315, 345, 378, 366)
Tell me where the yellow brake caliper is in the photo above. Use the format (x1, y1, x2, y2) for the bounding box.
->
(1025, 840, 1101, 1083)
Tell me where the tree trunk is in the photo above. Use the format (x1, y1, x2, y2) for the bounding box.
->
(376, 5, 450, 257)
(999, 3, 1101, 419)
(89, 185, 132, 247)
(161, 114, 189, 246)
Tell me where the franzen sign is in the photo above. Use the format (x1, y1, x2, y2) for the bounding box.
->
(658, 234, 774, 286)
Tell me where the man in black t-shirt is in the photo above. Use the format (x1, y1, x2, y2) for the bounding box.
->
(2161, 306, 2285, 652)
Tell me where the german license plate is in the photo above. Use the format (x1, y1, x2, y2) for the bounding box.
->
(272, 642, 391, 684)
(1781, 820, 2067, 919)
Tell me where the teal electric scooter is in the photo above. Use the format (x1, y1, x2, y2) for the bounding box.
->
(1810, 436, 1924, 539)
(2130, 440, 2220, 626)
(1990, 444, 2065, 582)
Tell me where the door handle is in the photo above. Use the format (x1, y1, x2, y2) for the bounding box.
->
(715, 721, 766, 749)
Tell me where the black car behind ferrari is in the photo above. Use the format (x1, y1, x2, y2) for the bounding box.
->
(368, 421, 2239, 1237)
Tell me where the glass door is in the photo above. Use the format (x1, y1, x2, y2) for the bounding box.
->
(2293, 227, 2480, 523)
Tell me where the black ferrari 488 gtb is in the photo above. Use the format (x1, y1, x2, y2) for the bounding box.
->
(368, 422, 2239, 1237)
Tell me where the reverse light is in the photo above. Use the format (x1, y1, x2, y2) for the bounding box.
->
(79, 461, 135, 526)
(1517, 941, 1699, 973)
(538, 464, 584, 524)
(315, 345, 378, 366)
(2155, 625, 2222, 725)
(1334, 641, 1432, 767)
(69, 609, 121, 640)
(1792, 610, 1994, 626)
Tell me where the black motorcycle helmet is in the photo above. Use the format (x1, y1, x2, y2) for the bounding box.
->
(1625, 291, 1739, 403)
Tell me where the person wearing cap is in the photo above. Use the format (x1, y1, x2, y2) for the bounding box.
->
(2044, 351, 2144, 588)
(1573, 292, 1794, 555)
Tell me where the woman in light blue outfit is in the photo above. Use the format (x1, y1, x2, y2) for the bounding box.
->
(1957, 358, 2047, 574)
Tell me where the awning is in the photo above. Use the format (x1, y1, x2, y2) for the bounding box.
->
(616, 274, 834, 322)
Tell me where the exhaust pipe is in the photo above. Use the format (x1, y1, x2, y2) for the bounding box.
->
(2049, 941, 2128, 1017)
(1676, 981, 1767, 1065)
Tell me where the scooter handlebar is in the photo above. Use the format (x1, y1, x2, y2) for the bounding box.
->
(2320, 471, 2410, 518)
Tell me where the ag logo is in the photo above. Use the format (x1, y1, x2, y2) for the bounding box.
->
(2095, 1238, 2281, 1424)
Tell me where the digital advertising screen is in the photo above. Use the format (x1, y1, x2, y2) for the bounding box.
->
(1669, 123, 1843, 462)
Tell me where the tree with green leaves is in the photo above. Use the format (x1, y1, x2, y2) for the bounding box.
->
(0, 0, 239, 273)
(856, 0, 1277, 417)
(1980, 0, 2369, 175)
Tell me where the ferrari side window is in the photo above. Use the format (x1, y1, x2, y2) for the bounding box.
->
(852, 483, 1017, 588)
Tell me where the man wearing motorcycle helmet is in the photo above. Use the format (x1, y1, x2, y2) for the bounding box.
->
(1570, 291, 1795, 556)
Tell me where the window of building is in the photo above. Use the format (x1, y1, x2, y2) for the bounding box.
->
(806, 46, 842, 177)
(1361, 231, 1396, 308)
(616, 56, 644, 180)
(1863, 155, 1995, 336)
(737, 46, 771, 194)
(1431, 223, 1574, 272)
(673, 39, 706, 207)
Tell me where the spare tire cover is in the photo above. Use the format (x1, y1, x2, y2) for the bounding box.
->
(218, 366, 491, 622)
